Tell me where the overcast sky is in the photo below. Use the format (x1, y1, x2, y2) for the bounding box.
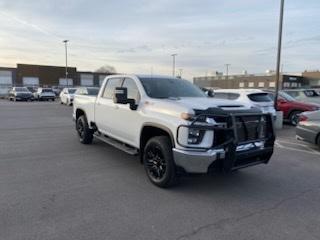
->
(0, 0, 319, 80)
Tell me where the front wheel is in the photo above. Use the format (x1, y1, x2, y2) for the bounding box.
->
(76, 115, 93, 144)
(143, 136, 177, 188)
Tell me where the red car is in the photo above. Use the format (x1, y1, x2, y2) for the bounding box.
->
(266, 90, 320, 125)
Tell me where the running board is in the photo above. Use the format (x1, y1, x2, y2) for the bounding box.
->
(94, 134, 138, 155)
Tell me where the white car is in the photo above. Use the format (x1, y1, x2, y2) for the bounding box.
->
(73, 75, 275, 188)
(33, 88, 56, 101)
(213, 89, 276, 118)
(60, 88, 77, 105)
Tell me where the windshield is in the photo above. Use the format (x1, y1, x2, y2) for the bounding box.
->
(68, 89, 77, 94)
(139, 77, 206, 98)
(15, 87, 29, 92)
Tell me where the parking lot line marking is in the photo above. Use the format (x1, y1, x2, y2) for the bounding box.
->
(275, 142, 320, 156)
(276, 139, 311, 147)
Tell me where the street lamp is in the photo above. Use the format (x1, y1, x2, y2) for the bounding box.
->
(63, 40, 69, 86)
(171, 53, 177, 77)
(225, 64, 231, 80)
(274, 0, 285, 110)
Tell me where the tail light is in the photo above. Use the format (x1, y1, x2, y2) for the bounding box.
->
(298, 115, 308, 122)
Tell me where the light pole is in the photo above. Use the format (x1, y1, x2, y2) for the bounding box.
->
(225, 64, 230, 80)
(274, 0, 285, 110)
(171, 53, 177, 77)
(63, 40, 69, 86)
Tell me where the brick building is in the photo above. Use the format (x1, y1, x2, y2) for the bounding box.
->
(194, 73, 305, 90)
(0, 63, 113, 96)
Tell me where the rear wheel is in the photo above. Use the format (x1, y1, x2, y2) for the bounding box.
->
(76, 115, 93, 144)
(143, 136, 177, 188)
(289, 111, 302, 126)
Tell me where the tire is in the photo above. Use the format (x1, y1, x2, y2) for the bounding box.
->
(316, 134, 320, 150)
(289, 111, 302, 126)
(76, 115, 93, 144)
(143, 136, 177, 188)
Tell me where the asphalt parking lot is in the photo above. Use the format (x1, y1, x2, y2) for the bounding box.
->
(1, 100, 320, 240)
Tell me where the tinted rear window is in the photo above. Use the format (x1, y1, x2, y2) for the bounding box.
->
(68, 89, 77, 94)
(248, 93, 272, 102)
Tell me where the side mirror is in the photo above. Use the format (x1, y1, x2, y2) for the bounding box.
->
(207, 90, 214, 97)
(113, 87, 137, 110)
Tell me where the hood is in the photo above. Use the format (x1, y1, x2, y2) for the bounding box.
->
(175, 97, 251, 111)
(291, 99, 320, 109)
(145, 97, 251, 120)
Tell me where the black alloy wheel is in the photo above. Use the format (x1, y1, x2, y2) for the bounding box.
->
(76, 115, 93, 144)
(145, 144, 167, 181)
(143, 136, 177, 188)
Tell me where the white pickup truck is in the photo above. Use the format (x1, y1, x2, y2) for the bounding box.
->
(73, 74, 275, 188)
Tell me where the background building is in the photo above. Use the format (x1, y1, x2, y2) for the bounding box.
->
(0, 63, 113, 96)
(194, 72, 306, 90)
(302, 70, 320, 87)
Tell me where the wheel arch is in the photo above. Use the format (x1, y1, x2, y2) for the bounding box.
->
(139, 123, 175, 163)
(75, 108, 86, 120)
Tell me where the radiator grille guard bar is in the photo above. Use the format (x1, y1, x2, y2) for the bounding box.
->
(177, 108, 275, 171)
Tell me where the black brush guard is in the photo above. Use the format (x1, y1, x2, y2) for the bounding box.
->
(177, 108, 275, 172)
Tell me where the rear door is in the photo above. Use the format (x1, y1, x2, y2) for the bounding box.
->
(95, 77, 123, 137)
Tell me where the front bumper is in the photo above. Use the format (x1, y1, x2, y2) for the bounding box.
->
(173, 142, 273, 173)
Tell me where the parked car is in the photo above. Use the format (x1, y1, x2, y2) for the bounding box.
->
(296, 110, 320, 148)
(33, 88, 56, 101)
(265, 90, 320, 125)
(8, 87, 34, 101)
(213, 89, 276, 118)
(73, 74, 275, 188)
(52, 86, 63, 96)
(26, 86, 38, 94)
(60, 88, 77, 105)
(283, 89, 320, 104)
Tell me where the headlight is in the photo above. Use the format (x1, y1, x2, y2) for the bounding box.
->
(177, 126, 214, 148)
(188, 128, 204, 144)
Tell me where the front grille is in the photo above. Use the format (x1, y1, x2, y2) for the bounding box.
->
(235, 115, 267, 143)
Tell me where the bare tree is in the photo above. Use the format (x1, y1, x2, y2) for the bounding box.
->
(95, 65, 117, 74)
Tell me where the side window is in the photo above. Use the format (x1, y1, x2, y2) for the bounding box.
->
(102, 78, 123, 99)
(122, 78, 140, 102)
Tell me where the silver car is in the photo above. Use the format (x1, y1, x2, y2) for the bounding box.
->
(296, 110, 320, 148)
